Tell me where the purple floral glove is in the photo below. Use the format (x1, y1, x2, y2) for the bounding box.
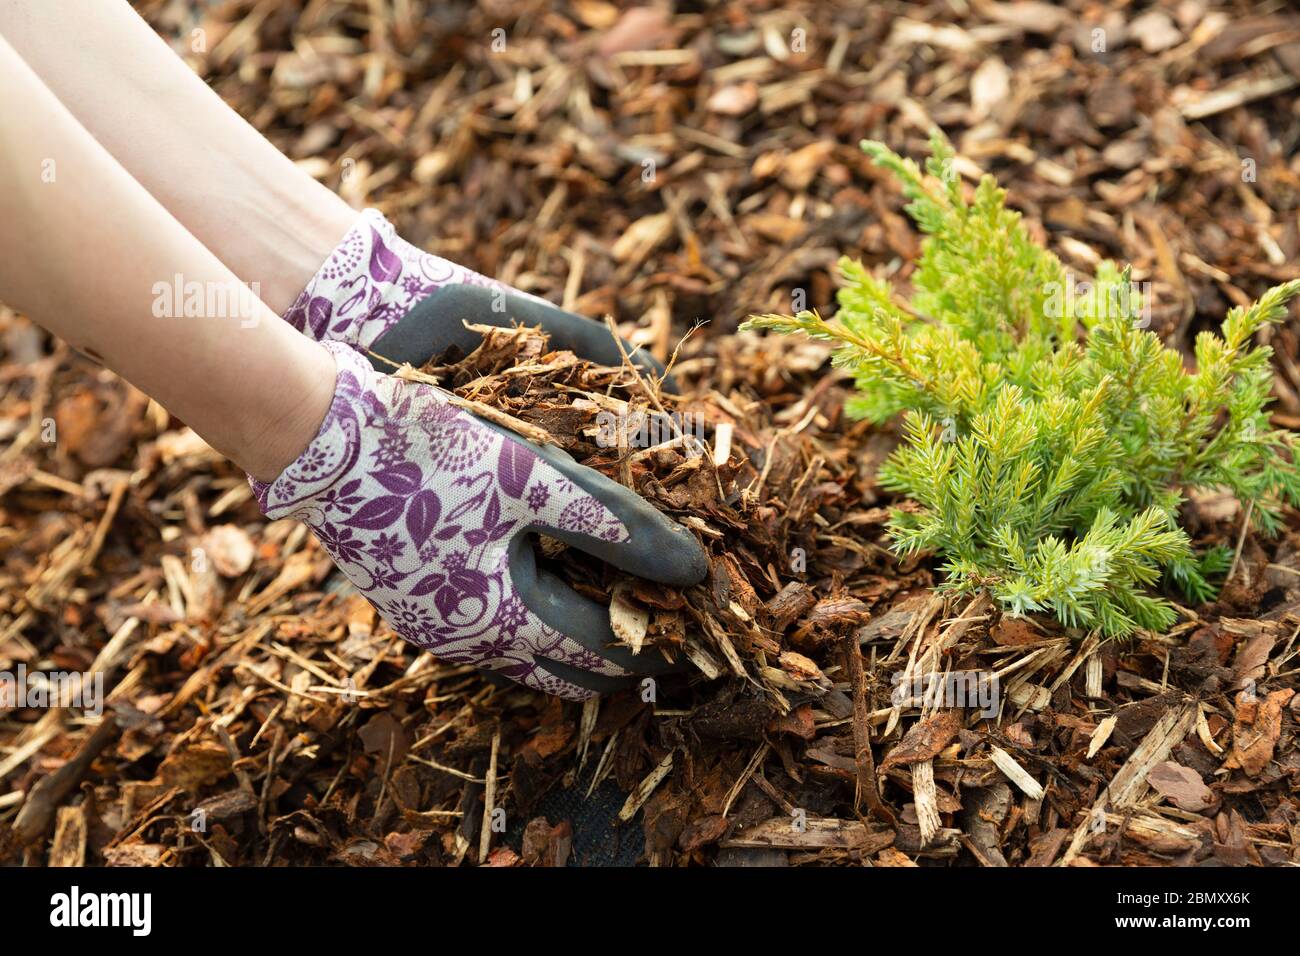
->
(285, 209, 672, 382)
(253, 343, 705, 699)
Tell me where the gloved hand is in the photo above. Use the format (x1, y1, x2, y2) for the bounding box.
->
(284, 209, 670, 382)
(258, 212, 706, 698)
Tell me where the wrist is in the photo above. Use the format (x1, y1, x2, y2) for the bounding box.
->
(253, 196, 359, 318)
(238, 337, 339, 483)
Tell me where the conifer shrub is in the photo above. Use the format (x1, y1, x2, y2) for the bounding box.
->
(744, 132, 1300, 637)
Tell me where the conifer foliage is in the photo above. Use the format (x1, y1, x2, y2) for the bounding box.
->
(744, 132, 1300, 637)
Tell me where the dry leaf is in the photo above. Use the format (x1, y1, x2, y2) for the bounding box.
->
(1147, 761, 1216, 812)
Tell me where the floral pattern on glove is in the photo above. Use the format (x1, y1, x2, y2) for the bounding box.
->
(283, 209, 533, 351)
(252, 342, 631, 699)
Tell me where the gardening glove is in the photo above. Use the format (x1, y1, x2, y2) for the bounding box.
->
(284, 208, 673, 385)
(256, 337, 705, 698)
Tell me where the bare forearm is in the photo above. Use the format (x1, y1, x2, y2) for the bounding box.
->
(0, 0, 357, 315)
(0, 33, 333, 481)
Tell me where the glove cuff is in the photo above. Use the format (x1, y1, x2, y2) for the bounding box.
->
(248, 340, 377, 516)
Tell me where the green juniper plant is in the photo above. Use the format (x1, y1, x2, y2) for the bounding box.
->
(744, 131, 1300, 637)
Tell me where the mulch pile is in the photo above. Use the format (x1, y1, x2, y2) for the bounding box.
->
(2, 0, 1299, 866)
